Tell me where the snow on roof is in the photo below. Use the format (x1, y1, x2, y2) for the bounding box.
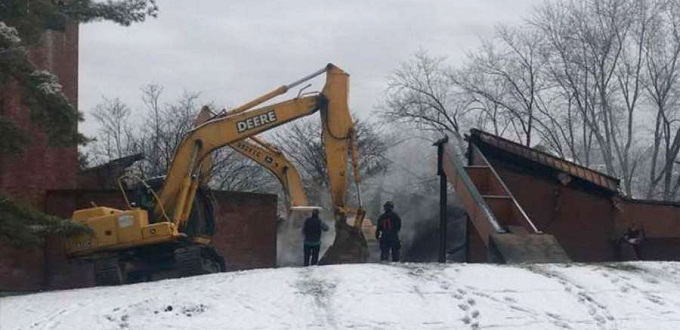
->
(2, 262, 680, 329)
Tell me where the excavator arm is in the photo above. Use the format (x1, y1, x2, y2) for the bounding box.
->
(199, 106, 309, 209)
(230, 137, 309, 208)
(156, 95, 318, 224)
(155, 64, 365, 237)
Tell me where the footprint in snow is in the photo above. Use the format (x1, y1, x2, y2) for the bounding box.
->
(454, 287, 481, 329)
(646, 294, 665, 306)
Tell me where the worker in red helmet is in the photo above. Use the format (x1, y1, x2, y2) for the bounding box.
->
(375, 201, 402, 262)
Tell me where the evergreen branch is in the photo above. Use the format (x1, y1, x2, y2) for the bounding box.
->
(0, 194, 92, 248)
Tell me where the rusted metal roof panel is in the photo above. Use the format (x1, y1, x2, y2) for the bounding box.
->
(469, 129, 620, 193)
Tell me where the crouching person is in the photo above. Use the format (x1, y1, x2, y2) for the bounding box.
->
(302, 209, 329, 266)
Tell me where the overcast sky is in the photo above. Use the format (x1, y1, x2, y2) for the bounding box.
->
(78, 0, 541, 137)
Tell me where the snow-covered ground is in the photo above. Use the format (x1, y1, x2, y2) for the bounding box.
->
(2, 262, 680, 329)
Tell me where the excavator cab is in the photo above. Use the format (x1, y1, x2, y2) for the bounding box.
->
(128, 177, 163, 222)
(128, 177, 216, 238)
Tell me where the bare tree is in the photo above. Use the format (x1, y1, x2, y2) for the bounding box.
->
(87, 86, 275, 193)
(457, 25, 551, 146)
(642, 0, 680, 199)
(533, 0, 666, 195)
(381, 50, 468, 134)
(90, 97, 138, 162)
(454, 64, 516, 138)
(135, 90, 201, 178)
(140, 84, 164, 176)
(382, 0, 680, 199)
(209, 148, 276, 192)
(533, 0, 626, 177)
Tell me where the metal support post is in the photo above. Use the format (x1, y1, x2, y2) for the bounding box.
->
(433, 135, 449, 263)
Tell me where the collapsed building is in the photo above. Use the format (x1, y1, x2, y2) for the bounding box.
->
(435, 129, 680, 263)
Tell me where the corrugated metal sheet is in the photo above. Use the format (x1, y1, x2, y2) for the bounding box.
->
(469, 129, 620, 192)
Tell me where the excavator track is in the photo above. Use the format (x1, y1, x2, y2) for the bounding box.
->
(94, 257, 124, 286)
(174, 245, 225, 278)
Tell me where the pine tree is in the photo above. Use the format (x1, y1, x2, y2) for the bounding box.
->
(0, 0, 158, 154)
(0, 194, 92, 247)
(0, 0, 157, 246)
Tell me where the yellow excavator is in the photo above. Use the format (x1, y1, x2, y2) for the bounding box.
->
(66, 64, 368, 285)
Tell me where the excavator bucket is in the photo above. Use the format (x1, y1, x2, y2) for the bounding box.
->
(318, 214, 369, 265)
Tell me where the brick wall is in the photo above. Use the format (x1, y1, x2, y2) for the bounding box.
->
(0, 243, 44, 291)
(0, 23, 79, 208)
(0, 24, 79, 291)
(210, 191, 277, 270)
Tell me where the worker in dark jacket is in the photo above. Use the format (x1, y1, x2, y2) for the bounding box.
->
(375, 201, 402, 262)
(302, 209, 329, 266)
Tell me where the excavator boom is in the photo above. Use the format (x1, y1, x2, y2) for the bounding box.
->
(155, 95, 320, 225)
(156, 64, 365, 234)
